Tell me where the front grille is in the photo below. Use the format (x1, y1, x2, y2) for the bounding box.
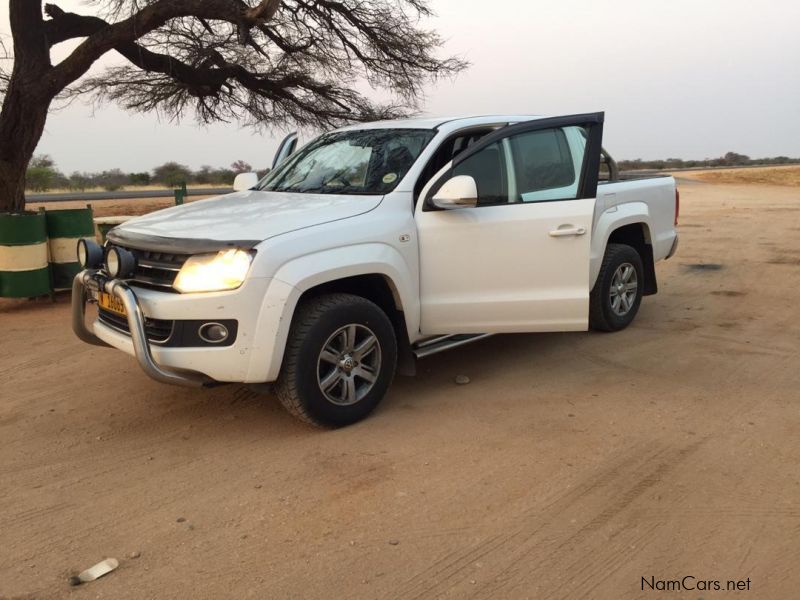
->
(98, 307, 175, 344)
(117, 247, 190, 291)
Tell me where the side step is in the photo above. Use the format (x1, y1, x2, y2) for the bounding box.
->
(412, 334, 493, 359)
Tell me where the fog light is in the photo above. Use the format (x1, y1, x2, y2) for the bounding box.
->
(199, 322, 229, 344)
(105, 246, 136, 279)
(77, 239, 103, 269)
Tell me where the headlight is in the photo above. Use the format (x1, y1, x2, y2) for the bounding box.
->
(173, 249, 254, 293)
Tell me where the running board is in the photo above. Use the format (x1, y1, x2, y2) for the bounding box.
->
(412, 334, 493, 359)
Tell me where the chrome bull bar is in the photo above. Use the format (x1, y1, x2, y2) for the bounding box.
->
(72, 270, 208, 387)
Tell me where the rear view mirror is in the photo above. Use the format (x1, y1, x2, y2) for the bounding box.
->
(233, 172, 259, 192)
(431, 175, 478, 209)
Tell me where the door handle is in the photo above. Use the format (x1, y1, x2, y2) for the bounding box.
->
(549, 226, 587, 237)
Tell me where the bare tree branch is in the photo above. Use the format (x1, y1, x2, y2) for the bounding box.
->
(42, 0, 465, 127)
(0, 0, 467, 211)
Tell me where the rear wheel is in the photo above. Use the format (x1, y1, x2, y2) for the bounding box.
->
(589, 243, 644, 332)
(275, 293, 397, 427)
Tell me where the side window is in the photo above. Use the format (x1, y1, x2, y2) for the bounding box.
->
(508, 126, 586, 202)
(414, 127, 500, 202)
(452, 141, 509, 206)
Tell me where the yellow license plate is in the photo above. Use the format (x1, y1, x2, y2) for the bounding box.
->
(98, 292, 127, 317)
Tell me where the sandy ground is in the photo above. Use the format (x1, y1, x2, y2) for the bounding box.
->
(1, 180, 799, 599)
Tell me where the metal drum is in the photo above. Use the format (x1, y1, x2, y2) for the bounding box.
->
(0, 210, 51, 298)
(45, 206, 95, 290)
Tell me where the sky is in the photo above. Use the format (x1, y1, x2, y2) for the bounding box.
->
(1, 0, 799, 173)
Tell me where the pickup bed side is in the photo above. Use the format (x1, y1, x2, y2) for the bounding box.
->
(591, 176, 677, 290)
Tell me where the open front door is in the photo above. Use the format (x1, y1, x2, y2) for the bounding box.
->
(416, 113, 604, 334)
(272, 132, 298, 170)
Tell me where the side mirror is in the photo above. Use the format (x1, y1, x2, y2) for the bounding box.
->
(272, 132, 299, 170)
(233, 172, 259, 192)
(431, 175, 478, 209)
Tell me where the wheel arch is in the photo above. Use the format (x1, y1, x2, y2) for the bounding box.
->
(592, 205, 657, 295)
(295, 273, 415, 377)
(249, 244, 418, 382)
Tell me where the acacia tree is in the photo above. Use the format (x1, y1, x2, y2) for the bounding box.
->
(0, 1, 464, 212)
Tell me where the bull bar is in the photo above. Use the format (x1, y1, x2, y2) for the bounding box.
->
(71, 270, 209, 387)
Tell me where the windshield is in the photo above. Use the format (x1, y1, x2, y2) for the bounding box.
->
(258, 129, 435, 195)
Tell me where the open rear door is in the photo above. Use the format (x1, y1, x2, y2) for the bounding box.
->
(416, 112, 604, 334)
(272, 132, 298, 170)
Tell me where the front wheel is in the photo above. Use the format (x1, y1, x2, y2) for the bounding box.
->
(589, 243, 644, 332)
(275, 293, 397, 427)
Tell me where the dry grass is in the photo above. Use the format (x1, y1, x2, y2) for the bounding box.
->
(26, 195, 213, 218)
(677, 165, 800, 186)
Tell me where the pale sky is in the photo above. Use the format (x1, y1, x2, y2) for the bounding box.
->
(1, 0, 799, 173)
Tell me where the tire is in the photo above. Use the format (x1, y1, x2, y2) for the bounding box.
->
(589, 243, 644, 332)
(275, 293, 397, 427)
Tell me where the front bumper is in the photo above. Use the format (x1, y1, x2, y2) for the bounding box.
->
(73, 270, 297, 386)
(72, 270, 210, 387)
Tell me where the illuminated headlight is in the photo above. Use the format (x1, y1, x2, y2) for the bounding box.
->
(77, 239, 103, 269)
(105, 246, 137, 279)
(173, 249, 254, 293)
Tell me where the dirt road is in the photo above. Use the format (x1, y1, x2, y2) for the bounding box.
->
(1, 181, 799, 599)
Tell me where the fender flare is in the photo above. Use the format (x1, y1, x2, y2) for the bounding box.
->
(246, 243, 418, 383)
(591, 202, 654, 288)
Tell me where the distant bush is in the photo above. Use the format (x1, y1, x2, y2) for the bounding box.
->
(67, 172, 92, 191)
(194, 165, 236, 185)
(95, 169, 128, 191)
(26, 150, 800, 194)
(128, 172, 151, 186)
(26, 155, 66, 191)
(26, 166, 60, 191)
(152, 162, 193, 187)
(618, 152, 800, 171)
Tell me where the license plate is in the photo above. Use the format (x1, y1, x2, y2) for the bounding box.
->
(98, 292, 127, 317)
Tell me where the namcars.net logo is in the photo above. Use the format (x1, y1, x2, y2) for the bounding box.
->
(642, 576, 751, 592)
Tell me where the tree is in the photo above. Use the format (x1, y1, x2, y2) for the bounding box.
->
(94, 168, 128, 191)
(723, 152, 750, 166)
(67, 171, 92, 191)
(0, 1, 464, 212)
(211, 167, 236, 185)
(128, 171, 151, 186)
(231, 160, 253, 174)
(30, 155, 55, 169)
(193, 165, 215, 185)
(153, 161, 193, 187)
(25, 154, 64, 191)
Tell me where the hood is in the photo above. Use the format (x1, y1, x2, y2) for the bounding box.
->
(113, 189, 383, 249)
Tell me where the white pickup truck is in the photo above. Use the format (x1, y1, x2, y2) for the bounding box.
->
(72, 112, 679, 426)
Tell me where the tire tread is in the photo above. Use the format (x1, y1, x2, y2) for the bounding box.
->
(275, 293, 391, 427)
(589, 243, 642, 332)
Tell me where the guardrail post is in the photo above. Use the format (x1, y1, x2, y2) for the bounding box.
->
(174, 181, 187, 206)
